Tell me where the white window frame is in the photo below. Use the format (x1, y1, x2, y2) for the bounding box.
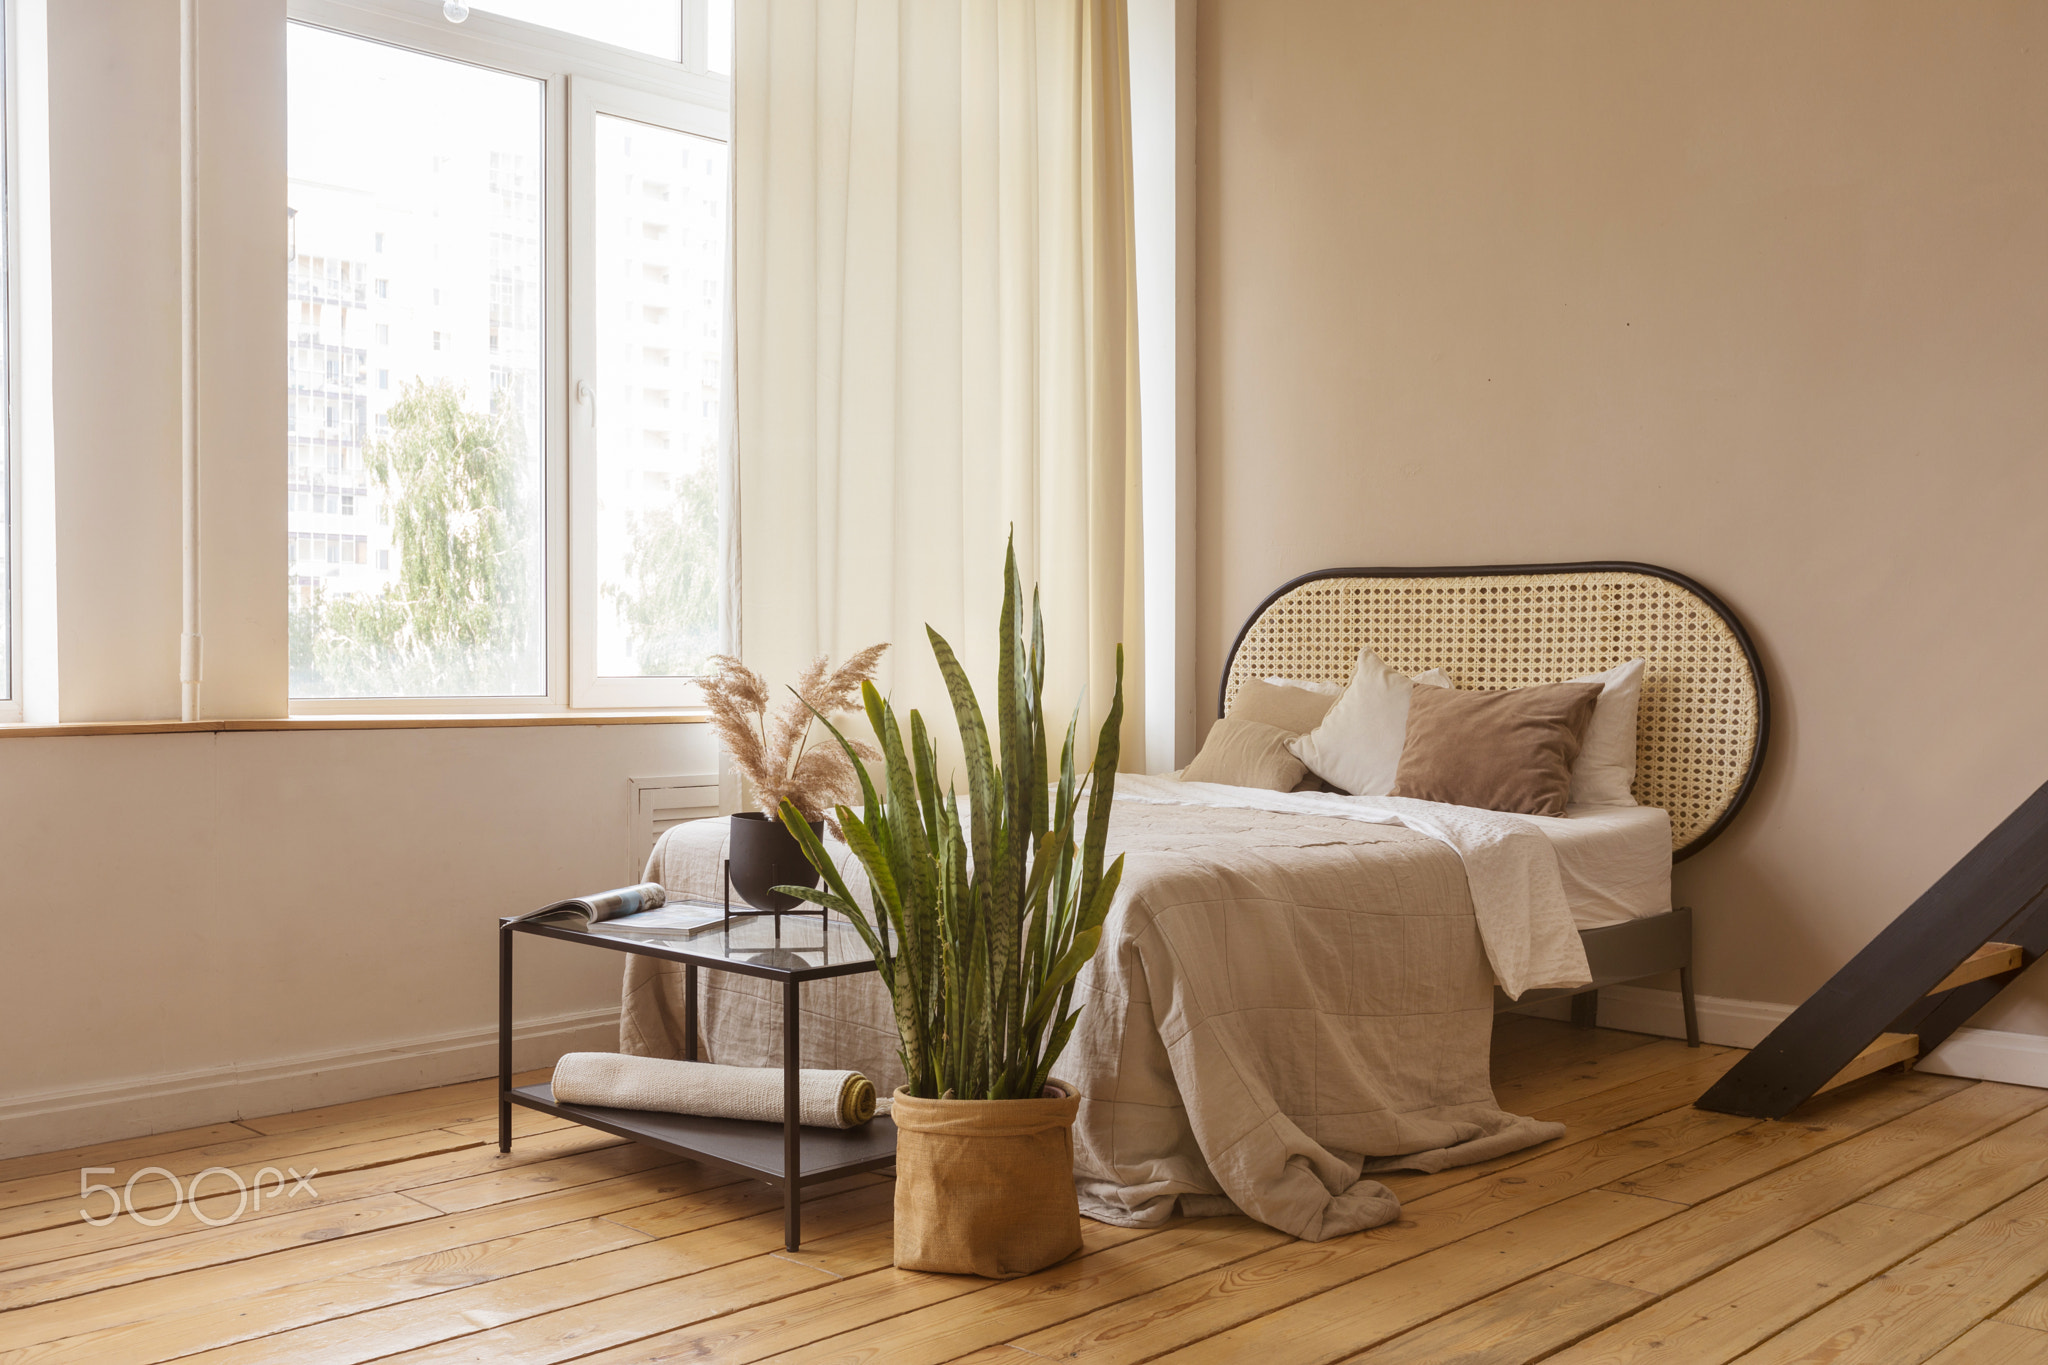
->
(0, 0, 19, 725)
(285, 0, 729, 716)
(566, 76, 726, 709)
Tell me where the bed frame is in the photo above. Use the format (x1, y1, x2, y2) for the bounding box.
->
(1221, 561, 1771, 1045)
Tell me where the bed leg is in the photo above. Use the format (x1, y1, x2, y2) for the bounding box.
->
(1680, 966, 1701, 1048)
(1570, 991, 1599, 1029)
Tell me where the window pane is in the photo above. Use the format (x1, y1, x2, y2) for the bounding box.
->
(594, 113, 727, 679)
(468, 1, 682, 62)
(287, 25, 546, 698)
(707, 0, 732, 75)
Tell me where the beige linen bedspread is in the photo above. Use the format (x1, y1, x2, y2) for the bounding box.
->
(622, 798, 1566, 1241)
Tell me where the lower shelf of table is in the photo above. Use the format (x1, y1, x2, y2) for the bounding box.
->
(507, 1083, 898, 1186)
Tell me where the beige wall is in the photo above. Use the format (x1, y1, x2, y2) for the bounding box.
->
(1, 723, 716, 1155)
(1198, 1, 2048, 1028)
(0, 4, 727, 1159)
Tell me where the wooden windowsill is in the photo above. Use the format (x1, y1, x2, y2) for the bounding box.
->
(0, 711, 710, 739)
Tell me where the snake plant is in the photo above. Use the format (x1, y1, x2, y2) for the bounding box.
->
(776, 536, 1124, 1100)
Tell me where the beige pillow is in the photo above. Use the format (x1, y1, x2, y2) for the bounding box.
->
(1391, 681, 1604, 817)
(1228, 678, 1343, 735)
(1181, 719, 1309, 791)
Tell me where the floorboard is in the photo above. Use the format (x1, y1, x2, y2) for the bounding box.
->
(1925, 1320, 2048, 1364)
(0, 1121, 632, 1271)
(1730, 1173, 2048, 1364)
(2, 1019, 2041, 1365)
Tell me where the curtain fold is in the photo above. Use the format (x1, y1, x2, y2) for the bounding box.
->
(736, 0, 1143, 767)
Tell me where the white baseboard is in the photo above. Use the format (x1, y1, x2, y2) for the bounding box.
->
(1516, 985, 2048, 1091)
(0, 1007, 619, 1160)
(22, 984, 2048, 1162)
(1918, 1027, 2048, 1089)
(1585, 984, 1792, 1049)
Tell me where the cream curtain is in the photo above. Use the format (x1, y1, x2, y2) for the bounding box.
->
(734, 0, 1144, 763)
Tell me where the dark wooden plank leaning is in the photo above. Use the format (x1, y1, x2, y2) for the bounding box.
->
(1697, 778, 2048, 1118)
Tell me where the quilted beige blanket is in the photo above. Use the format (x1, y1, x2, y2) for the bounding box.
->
(621, 784, 1578, 1240)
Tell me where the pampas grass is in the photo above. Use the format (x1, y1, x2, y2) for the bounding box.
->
(703, 646, 888, 823)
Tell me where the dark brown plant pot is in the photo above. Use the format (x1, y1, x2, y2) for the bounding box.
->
(728, 811, 824, 912)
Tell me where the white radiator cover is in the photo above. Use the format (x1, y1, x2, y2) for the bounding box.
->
(628, 773, 720, 881)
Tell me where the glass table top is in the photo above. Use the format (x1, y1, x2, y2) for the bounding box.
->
(562, 902, 884, 978)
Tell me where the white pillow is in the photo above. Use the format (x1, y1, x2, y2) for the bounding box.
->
(1286, 649, 1452, 797)
(1263, 676, 1344, 696)
(1565, 658, 1645, 806)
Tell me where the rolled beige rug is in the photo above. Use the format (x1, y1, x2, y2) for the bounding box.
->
(551, 1053, 877, 1128)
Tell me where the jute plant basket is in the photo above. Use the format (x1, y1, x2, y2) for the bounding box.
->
(889, 1081, 1084, 1278)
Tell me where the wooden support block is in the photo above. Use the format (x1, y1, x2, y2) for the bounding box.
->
(1817, 1032, 1918, 1095)
(1927, 942, 2023, 996)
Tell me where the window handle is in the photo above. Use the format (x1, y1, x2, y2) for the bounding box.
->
(576, 379, 596, 426)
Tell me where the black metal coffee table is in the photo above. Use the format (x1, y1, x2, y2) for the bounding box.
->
(497, 909, 896, 1250)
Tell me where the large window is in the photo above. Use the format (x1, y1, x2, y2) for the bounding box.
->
(468, 2, 682, 62)
(287, 27, 545, 698)
(286, 0, 729, 711)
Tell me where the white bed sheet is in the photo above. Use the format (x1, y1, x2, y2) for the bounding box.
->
(1154, 785, 1674, 931)
(653, 793, 1673, 939)
(1161, 773, 1676, 931)
(1524, 803, 1674, 930)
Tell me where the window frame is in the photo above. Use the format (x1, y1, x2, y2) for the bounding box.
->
(0, 0, 19, 724)
(566, 76, 727, 709)
(284, 0, 729, 716)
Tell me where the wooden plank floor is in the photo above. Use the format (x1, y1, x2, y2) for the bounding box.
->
(7, 1016, 2048, 1364)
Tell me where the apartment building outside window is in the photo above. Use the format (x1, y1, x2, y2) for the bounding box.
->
(286, 0, 731, 711)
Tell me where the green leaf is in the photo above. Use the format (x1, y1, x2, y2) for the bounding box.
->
(911, 709, 941, 848)
(834, 810, 907, 945)
(803, 689, 885, 833)
(1030, 1011, 1083, 1095)
(871, 693, 935, 944)
(1029, 584, 1050, 842)
(1079, 854, 1125, 934)
(1075, 645, 1125, 931)
(767, 884, 860, 919)
(1024, 924, 1104, 1034)
(776, 801, 891, 976)
(775, 538, 1127, 1101)
(926, 626, 997, 895)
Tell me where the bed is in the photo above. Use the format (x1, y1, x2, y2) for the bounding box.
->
(622, 561, 1768, 1240)
(1217, 561, 1768, 1037)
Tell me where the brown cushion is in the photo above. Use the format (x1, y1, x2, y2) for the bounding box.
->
(1182, 718, 1308, 791)
(1391, 681, 1604, 817)
(1227, 679, 1340, 735)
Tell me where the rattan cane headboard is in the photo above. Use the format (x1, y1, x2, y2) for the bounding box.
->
(1220, 562, 1769, 861)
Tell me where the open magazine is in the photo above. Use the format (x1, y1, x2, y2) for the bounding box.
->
(512, 883, 725, 937)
